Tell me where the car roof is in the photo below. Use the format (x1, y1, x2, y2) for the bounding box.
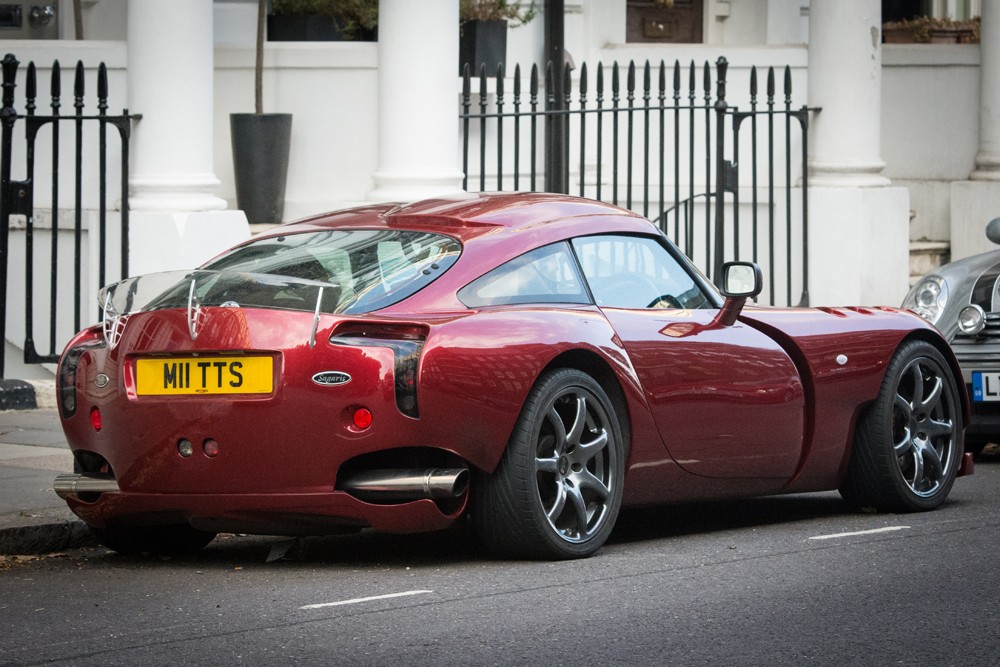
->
(260, 192, 657, 245)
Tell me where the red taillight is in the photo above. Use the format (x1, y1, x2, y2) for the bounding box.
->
(89, 407, 102, 431)
(330, 323, 427, 419)
(352, 407, 373, 430)
(58, 327, 105, 419)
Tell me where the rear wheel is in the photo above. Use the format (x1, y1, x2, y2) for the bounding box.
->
(474, 369, 625, 559)
(840, 340, 963, 512)
(93, 524, 216, 557)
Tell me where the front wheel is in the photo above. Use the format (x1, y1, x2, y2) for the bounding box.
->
(474, 369, 625, 559)
(840, 340, 963, 512)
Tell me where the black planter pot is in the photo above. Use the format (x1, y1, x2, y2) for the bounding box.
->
(459, 19, 507, 76)
(230, 113, 292, 226)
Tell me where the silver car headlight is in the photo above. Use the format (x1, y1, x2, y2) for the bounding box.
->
(958, 304, 986, 335)
(903, 275, 948, 325)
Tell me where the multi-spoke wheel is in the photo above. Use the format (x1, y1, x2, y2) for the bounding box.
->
(474, 368, 625, 559)
(840, 340, 963, 512)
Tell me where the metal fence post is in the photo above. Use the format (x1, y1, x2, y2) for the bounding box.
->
(0, 54, 19, 379)
(712, 56, 728, 283)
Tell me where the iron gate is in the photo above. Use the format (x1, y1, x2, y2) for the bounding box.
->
(461, 55, 816, 307)
(0, 53, 137, 377)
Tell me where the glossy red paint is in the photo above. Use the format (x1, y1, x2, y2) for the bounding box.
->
(56, 193, 968, 542)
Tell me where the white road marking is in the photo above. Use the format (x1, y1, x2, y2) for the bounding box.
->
(809, 526, 910, 541)
(300, 589, 433, 610)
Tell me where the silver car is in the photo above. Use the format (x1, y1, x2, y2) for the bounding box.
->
(903, 219, 1000, 454)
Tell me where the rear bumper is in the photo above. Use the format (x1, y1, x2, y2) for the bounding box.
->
(63, 489, 466, 536)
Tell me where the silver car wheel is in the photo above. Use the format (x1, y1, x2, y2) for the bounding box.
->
(534, 390, 615, 543)
(891, 357, 957, 498)
(840, 340, 963, 513)
(474, 368, 625, 559)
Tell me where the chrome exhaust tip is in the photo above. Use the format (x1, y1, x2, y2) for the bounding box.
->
(340, 468, 469, 502)
(54, 473, 120, 500)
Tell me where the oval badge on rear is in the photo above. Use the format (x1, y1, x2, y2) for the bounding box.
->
(312, 371, 352, 387)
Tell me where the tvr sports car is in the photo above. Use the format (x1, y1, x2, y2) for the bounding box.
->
(55, 192, 972, 560)
(904, 217, 1000, 455)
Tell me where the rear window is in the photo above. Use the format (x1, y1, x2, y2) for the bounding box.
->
(458, 242, 590, 307)
(202, 229, 461, 314)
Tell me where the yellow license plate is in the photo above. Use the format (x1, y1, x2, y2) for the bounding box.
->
(135, 356, 273, 396)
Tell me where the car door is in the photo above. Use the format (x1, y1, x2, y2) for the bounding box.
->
(571, 234, 805, 479)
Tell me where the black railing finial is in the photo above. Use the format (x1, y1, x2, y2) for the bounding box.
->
(98, 62, 108, 115)
(25, 62, 35, 115)
(715, 56, 728, 108)
(1, 53, 19, 119)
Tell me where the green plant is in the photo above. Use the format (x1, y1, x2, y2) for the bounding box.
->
(271, 0, 378, 38)
(460, 0, 537, 27)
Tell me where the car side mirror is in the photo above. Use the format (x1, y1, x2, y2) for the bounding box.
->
(987, 218, 1000, 246)
(713, 261, 763, 327)
(720, 261, 763, 299)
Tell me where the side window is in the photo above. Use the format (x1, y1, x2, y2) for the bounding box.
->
(458, 242, 591, 307)
(571, 235, 710, 309)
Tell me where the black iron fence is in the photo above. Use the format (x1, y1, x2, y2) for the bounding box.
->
(0, 53, 137, 377)
(461, 56, 816, 307)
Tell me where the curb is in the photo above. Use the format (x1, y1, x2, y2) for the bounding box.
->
(0, 518, 98, 555)
(0, 377, 57, 411)
(0, 378, 37, 410)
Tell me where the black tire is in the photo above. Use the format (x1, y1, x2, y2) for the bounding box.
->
(839, 340, 963, 512)
(474, 368, 625, 559)
(93, 524, 216, 557)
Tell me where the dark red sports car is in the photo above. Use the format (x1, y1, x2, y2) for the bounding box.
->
(55, 193, 972, 559)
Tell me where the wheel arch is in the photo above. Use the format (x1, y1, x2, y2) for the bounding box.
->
(899, 329, 971, 425)
(838, 333, 966, 511)
(540, 349, 632, 459)
(841, 330, 968, 473)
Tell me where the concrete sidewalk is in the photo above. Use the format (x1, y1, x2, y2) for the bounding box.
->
(0, 381, 98, 554)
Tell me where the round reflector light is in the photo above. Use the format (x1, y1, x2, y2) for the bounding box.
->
(203, 439, 220, 458)
(352, 407, 373, 430)
(89, 407, 102, 431)
(178, 439, 194, 458)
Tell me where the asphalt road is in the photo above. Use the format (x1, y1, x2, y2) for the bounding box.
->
(2, 459, 999, 667)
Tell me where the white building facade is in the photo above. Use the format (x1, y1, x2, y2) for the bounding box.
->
(0, 0, 996, 378)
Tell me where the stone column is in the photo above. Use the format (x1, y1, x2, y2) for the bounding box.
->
(951, 2, 1000, 259)
(972, 2, 1000, 181)
(808, 0, 889, 186)
(126, 0, 248, 274)
(806, 0, 910, 306)
(368, 0, 465, 202)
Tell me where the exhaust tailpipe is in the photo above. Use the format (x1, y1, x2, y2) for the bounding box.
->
(54, 473, 120, 500)
(340, 468, 469, 502)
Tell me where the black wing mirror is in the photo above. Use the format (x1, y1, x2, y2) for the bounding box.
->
(713, 261, 763, 327)
(720, 261, 763, 299)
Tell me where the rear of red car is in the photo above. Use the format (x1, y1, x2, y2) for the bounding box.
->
(56, 225, 478, 538)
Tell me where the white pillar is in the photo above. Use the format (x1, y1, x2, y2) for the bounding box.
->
(808, 0, 888, 187)
(951, 2, 1000, 259)
(368, 0, 464, 203)
(971, 2, 1000, 180)
(806, 0, 910, 306)
(126, 0, 248, 274)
